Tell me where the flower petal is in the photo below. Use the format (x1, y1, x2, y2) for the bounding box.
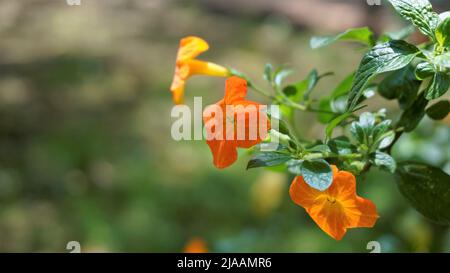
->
(307, 197, 348, 240)
(345, 196, 379, 229)
(289, 176, 321, 210)
(234, 101, 270, 148)
(328, 169, 357, 201)
(205, 139, 237, 169)
(290, 177, 348, 240)
(330, 169, 379, 228)
(290, 165, 379, 240)
(188, 60, 229, 77)
(177, 36, 209, 62)
(224, 76, 248, 105)
(170, 65, 189, 104)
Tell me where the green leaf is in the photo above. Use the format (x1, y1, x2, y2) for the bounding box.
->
(274, 67, 294, 88)
(282, 69, 318, 103)
(287, 159, 303, 175)
(307, 144, 331, 154)
(300, 159, 333, 191)
(432, 52, 450, 70)
(326, 112, 352, 139)
(397, 93, 428, 132)
(247, 152, 291, 170)
(310, 27, 375, 49)
(376, 131, 396, 150)
(263, 63, 274, 82)
(328, 138, 356, 156)
(395, 161, 450, 225)
(436, 17, 450, 48)
(426, 100, 450, 120)
(279, 69, 320, 121)
(371, 120, 392, 142)
(318, 98, 334, 124)
(350, 122, 366, 144)
(378, 65, 421, 109)
(331, 73, 356, 99)
(373, 151, 397, 173)
(359, 112, 376, 129)
(381, 25, 416, 41)
(387, 0, 439, 39)
(425, 72, 450, 100)
(347, 40, 420, 111)
(317, 73, 355, 124)
(415, 62, 434, 80)
(302, 69, 319, 101)
(440, 11, 450, 21)
(265, 111, 292, 137)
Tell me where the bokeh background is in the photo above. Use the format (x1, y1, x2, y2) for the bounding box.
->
(0, 0, 449, 252)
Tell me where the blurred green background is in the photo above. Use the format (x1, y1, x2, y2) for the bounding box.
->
(0, 0, 449, 252)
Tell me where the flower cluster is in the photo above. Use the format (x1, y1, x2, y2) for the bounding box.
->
(169, 0, 450, 243)
(170, 36, 381, 240)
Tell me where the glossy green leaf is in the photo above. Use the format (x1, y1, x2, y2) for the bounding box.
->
(432, 52, 450, 70)
(350, 122, 366, 144)
(326, 112, 352, 139)
(425, 72, 450, 100)
(310, 27, 375, 49)
(378, 65, 421, 109)
(376, 131, 396, 150)
(328, 138, 356, 156)
(371, 120, 392, 142)
(307, 144, 331, 154)
(396, 161, 450, 225)
(373, 151, 397, 173)
(359, 112, 376, 129)
(247, 152, 291, 170)
(415, 62, 434, 80)
(426, 100, 450, 120)
(347, 40, 420, 111)
(387, 0, 439, 39)
(300, 159, 333, 191)
(397, 93, 428, 132)
(287, 159, 303, 175)
(436, 17, 450, 48)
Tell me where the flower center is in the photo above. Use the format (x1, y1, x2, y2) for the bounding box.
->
(327, 196, 337, 204)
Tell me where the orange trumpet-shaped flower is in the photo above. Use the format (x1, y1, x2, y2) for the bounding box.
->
(170, 36, 229, 104)
(289, 165, 379, 240)
(203, 76, 270, 169)
(183, 237, 209, 253)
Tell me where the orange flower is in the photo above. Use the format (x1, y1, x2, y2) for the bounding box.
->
(203, 76, 270, 169)
(289, 165, 379, 240)
(170, 36, 229, 104)
(183, 237, 209, 253)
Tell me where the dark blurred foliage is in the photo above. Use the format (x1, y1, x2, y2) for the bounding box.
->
(0, 0, 448, 252)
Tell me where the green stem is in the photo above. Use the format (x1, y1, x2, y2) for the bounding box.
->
(302, 153, 362, 161)
(247, 81, 274, 99)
